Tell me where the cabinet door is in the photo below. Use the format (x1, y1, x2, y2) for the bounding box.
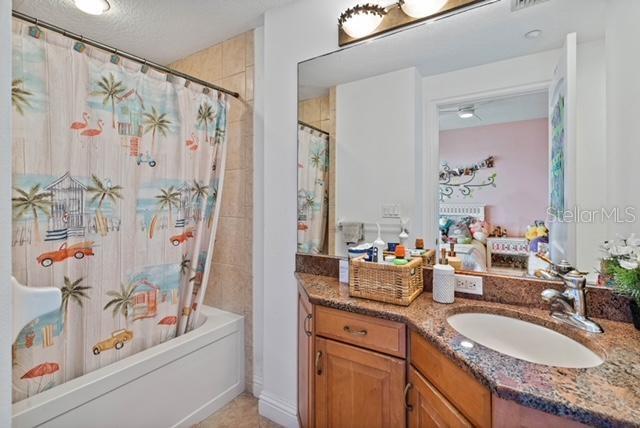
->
(315, 337, 406, 428)
(408, 367, 471, 428)
(299, 293, 314, 428)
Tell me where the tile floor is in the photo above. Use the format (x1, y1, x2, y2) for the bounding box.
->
(193, 393, 282, 428)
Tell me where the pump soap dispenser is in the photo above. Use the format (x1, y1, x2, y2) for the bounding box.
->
(373, 223, 386, 264)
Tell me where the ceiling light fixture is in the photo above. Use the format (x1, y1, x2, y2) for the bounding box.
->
(458, 106, 475, 119)
(74, 0, 111, 15)
(524, 29, 543, 39)
(338, 4, 387, 39)
(399, 0, 448, 19)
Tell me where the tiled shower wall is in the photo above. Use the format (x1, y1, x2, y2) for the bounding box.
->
(299, 91, 336, 254)
(170, 31, 254, 390)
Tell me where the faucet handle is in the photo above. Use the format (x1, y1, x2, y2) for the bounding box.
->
(535, 253, 575, 275)
(561, 270, 588, 289)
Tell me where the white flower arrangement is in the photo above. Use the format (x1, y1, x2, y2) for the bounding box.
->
(600, 234, 640, 304)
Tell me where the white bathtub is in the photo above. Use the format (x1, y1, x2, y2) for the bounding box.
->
(12, 306, 245, 428)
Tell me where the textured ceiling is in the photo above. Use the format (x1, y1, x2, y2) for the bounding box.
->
(439, 92, 549, 131)
(12, 0, 298, 64)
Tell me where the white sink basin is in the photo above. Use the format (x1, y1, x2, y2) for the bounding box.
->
(447, 313, 603, 368)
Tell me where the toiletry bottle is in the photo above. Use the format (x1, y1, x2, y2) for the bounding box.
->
(399, 218, 409, 248)
(433, 253, 455, 304)
(373, 223, 386, 264)
(393, 245, 409, 265)
(447, 242, 462, 271)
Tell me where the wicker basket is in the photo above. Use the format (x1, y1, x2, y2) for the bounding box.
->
(349, 256, 424, 306)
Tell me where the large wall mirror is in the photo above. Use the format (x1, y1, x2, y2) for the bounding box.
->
(297, 0, 638, 284)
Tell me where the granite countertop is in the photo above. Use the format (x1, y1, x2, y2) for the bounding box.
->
(296, 273, 640, 428)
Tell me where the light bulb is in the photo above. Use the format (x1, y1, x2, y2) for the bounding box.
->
(458, 107, 475, 119)
(339, 5, 386, 39)
(74, 0, 111, 15)
(400, 0, 448, 19)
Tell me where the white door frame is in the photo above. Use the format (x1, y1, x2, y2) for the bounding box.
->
(423, 80, 551, 246)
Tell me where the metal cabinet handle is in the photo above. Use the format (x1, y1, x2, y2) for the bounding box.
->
(404, 383, 413, 411)
(315, 351, 323, 375)
(343, 325, 367, 336)
(304, 314, 312, 337)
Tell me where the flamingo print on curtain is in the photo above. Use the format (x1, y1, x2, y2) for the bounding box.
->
(10, 20, 230, 402)
(297, 123, 330, 254)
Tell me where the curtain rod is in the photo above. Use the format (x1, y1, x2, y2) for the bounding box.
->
(298, 121, 329, 136)
(11, 10, 240, 99)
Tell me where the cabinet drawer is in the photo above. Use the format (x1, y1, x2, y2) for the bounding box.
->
(409, 367, 472, 428)
(315, 306, 406, 358)
(410, 331, 491, 428)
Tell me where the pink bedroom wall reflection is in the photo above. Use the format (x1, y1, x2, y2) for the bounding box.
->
(440, 118, 549, 236)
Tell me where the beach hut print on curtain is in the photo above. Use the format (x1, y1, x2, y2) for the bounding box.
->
(45, 172, 87, 241)
(11, 20, 230, 402)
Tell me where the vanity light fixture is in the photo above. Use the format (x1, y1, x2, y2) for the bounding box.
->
(338, 4, 387, 39)
(458, 106, 476, 119)
(338, 0, 495, 47)
(399, 0, 448, 18)
(74, 0, 111, 15)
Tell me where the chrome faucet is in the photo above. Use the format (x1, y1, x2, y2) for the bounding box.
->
(535, 255, 603, 334)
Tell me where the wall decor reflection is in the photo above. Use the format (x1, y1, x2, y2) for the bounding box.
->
(439, 156, 497, 200)
(550, 78, 566, 215)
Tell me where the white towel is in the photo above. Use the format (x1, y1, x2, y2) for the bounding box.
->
(341, 222, 364, 245)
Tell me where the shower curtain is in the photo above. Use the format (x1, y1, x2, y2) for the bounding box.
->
(297, 123, 329, 254)
(11, 20, 229, 402)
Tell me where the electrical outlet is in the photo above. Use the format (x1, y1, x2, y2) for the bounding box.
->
(382, 204, 400, 219)
(454, 274, 483, 295)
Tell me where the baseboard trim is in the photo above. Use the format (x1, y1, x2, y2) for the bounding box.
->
(258, 390, 299, 428)
(252, 376, 264, 397)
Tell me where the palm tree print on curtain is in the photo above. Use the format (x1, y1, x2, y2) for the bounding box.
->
(87, 175, 123, 236)
(143, 106, 172, 152)
(297, 124, 329, 254)
(12, 79, 32, 115)
(11, 20, 231, 402)
(197, 102, 215, 145)
(12, 184, 51, 242)
(91, 72, 127, 129)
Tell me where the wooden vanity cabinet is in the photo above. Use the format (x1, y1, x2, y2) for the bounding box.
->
(298, 290, 583, 428)
(408, 367, 472, 428)
(298, 292, 314, 428)
(315, 337, 406, 428)
(409, 331, 492, 428)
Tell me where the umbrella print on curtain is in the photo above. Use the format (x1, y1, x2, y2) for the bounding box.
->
(158, 316, 177, 342)
(20, 362, 60, 396)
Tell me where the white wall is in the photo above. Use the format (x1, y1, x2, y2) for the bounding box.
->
(260, 0, 353, 425)
(605, 0, 640, 239)
(423, 41, 606, 272)
(1, 0, 12, 424)
(335, 67, 422, 254)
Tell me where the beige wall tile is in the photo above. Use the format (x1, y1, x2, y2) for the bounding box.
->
(245, 66, 254, 102)
(302, 99, 321, 123)
(213, 216, 245, 266)
(225, 123, 243, 171)
(220, 169, 245, 218)
(170, 45, 222, 83)
(320, 96, 330, 121)
(245, 31, 254, 67)
(222, 34, 246, 77)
